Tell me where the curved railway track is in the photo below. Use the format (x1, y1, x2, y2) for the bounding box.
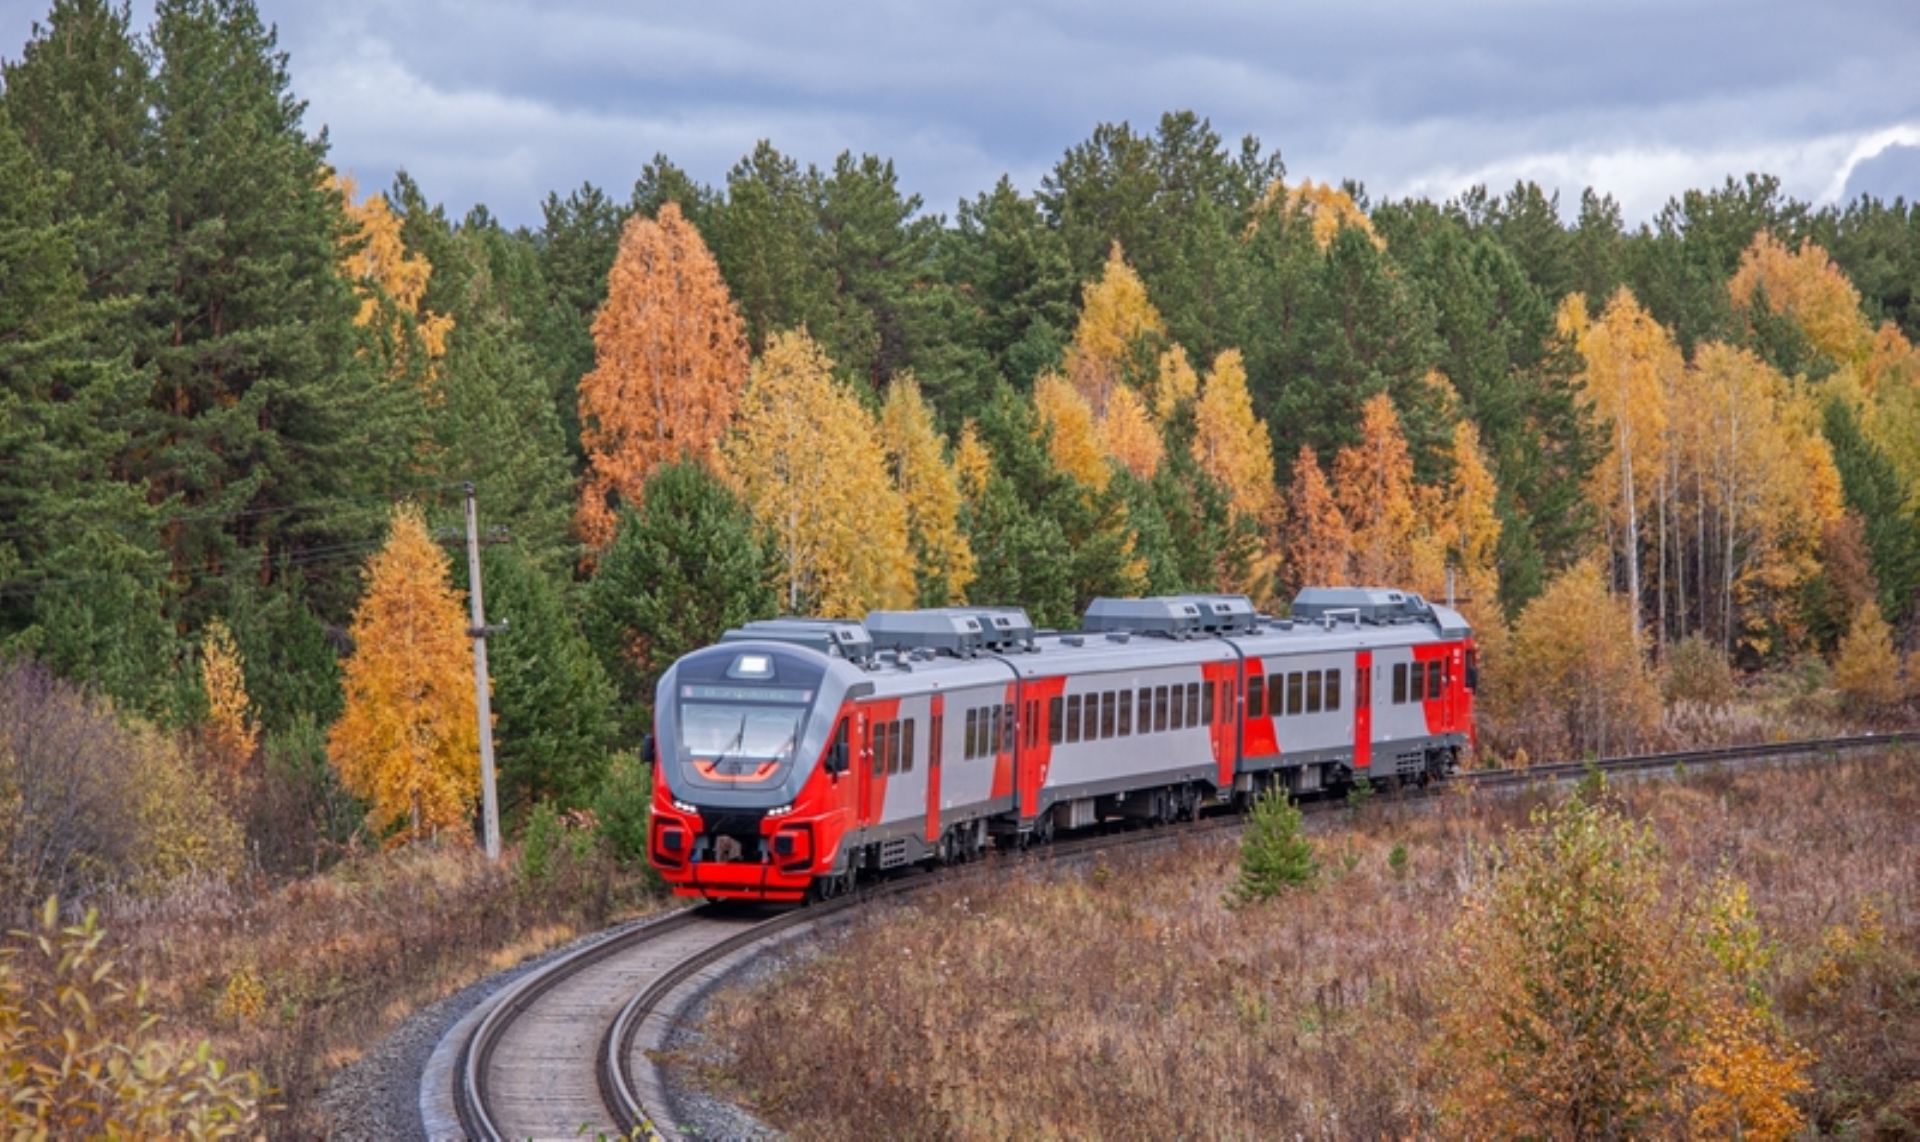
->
(425, 731, 1910, 1140)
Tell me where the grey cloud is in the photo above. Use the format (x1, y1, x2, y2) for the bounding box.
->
(6, 0, 1919, 226)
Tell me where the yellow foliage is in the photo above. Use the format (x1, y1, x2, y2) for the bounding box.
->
(336, 173, 453, 373)
(1863, 319, 1920, 394)
(129, 720, 246, 892)
(1566, 287, 1680, 634)
(881, 376, 976, 605)
(1100, 382, 1163, 479)
(1729, 232, 1871, 367)
(1677, 344, 1844, 652)
(722, 330, 915, 616)
(1151, 345, 1199, 421)
(328, 504, 480, 846)
(1280, 444, 1351, 596)
(1066, 243, 1165, 417)
(1331, 393, 1418, 586)
(1498, 560, 1661, 758)
(954, 419, 995, 500)
(1286, 179, 1384, 251)
(0, 899, 263, 1136)
(1833, 598, 1903, 713)
(200, 618, 257, 779)
(1033, 370, 1111, 492)
(1436, 801, 1809, 1140)
(1439, 420, 1502, 619)
(1194, 349, 1279, 528)
(577, 202, 751, 549)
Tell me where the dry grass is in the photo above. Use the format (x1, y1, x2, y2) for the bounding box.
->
(695, 754, 1920, 1139)
(90, 841, 668, 1137)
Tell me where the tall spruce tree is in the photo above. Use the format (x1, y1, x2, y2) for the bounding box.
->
(142, 0, 417, 623)
(1823, 397, 1920, 623)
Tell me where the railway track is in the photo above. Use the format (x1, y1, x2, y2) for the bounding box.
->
(423, 731, 1910, 1140)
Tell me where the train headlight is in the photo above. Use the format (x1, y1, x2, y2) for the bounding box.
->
(766, 802, 796, 818)
(671, 798, 699, 815)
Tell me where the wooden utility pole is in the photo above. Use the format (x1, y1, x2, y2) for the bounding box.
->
(463, 483, 506, 861)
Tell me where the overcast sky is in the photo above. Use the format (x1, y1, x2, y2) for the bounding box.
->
(5, 0, 1919, 229)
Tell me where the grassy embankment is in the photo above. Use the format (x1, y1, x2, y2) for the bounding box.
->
(89, 840, 668, 1136)
(694, 754, 1920, 1138)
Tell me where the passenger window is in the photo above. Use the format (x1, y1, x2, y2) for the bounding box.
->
(1118, 690, 1132, 736)
(1100, 692, 1115, 739)
(903, 719, 915, 773)
(1248, 673, 1265, 718)
(1287, 672, 1303, 716)
(1187, 683, 1201, 727)
(1155, 686, 1169, 732)
(1003, 703, 1016, 752)
(1326, 670, 1341, 712)
(1049, 697, 1063, 745)
(1428, 661, 1443, 700)
(1170, 684, 1185, 730)
(1138, 689, 1153, 732)
(1393, 663, 1408, 704)
(989, 706, 1002, 755)
(1305, 671, 1322, 714)
(874, 721, 889, 776)
(1066, 695, 1082, 744)
(1203, 680, 1216, 725)
(964, 709, 977, 759)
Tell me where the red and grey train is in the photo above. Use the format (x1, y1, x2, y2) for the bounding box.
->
(646, 587, 1476, 903)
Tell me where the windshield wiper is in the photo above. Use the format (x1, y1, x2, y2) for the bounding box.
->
(710, 714, 749, 772)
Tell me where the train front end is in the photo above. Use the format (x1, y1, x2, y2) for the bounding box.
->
(647, 626, 863, 902)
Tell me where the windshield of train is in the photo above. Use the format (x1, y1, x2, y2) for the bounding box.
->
(670, 646, 826, 794)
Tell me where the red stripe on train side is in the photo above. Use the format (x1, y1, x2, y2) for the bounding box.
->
(1021, 674, 1066, 822)
(925, 694, 944, 844)
(1355, 650, 1373, 772)
(1202, 659, 1239, 788)
(1243, 656, 1280, 758)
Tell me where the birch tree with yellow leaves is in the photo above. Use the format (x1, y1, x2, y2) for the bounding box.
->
(881, 376, 976, 606)
(199, 619, 257, 783)
(1729, 232, 1872, 372)
(577, 202, 751, 549)
(723, 330, 914, 615)
(328, 504, 479, 846)
(1564, 289, 1680, 640)
(1194, 349, 1280, 530)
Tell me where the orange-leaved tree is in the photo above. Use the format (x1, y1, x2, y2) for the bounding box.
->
(199, 618, 257, 782)
(1332, 392, 1418, 586)
(722, 330, 914, 616)
(336, 174, 453, 378)
(1152, 344, 1200, 422)
(328, 503, 479, 845)
(881, 375, 976, 606)
(1280, 444, 1351, 597)
(577, 202, 750, 549)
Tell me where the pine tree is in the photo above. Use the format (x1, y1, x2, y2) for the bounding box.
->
(455, 542, 615, 813)
(580, 462, 778, 738)
(577, 201, 750, 549)
(0, 104, 175, 714)
(142, 0, 417, 623)
(1823, 396, 1920, 622)
(327, 504, 478, 845)
(1227, 786, 1317, 906)
(721, 330, 915, 615)
(880, 376, 976, 606)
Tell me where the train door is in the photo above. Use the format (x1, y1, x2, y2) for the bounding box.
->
(1354, 651, 1373, 773)
(857, 709, 878, 825)
(925, 697, 944, 843)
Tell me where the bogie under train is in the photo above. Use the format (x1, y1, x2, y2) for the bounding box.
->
(646, 588, 1474, 903)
